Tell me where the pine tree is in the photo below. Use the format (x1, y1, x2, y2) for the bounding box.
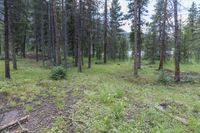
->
(4, 0, 11, 79)
(127, 0, 148, 69)
(104, 0, 108, 64)
(133, 0, 138, 76)
(174, 0, 180, 82)
(158, 0, 167, 70)
(109, 0, 123, 60)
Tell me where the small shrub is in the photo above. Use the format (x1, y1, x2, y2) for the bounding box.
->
(157, 71, 172, 84)
(25, 105, 33, 113)
(99, 91, 113, 104)
(114, 88, 125, 98)
(182, 75, 195, 83)
(112, 101, 125, 120)
(50, 66, 66, 80)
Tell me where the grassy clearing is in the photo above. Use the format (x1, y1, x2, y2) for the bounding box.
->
(0, 59, 200, 132)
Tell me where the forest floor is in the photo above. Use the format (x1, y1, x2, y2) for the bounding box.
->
(0, 59, 200, 132)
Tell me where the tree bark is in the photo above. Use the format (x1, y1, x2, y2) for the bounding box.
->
(62, 0, 68, 68)
(78, 0, 82, 72)
(52, 0, 61, 65)
(41, 12, 45, 66)
(88, 1, 92, 69)
(133, 0, 138, 76)
(159, 0, 167, 70)
(36, 37, 39, 62)
(137, 3, 142, 69)
(174, 0, 180, 82)
(4, 0, 11, 79)
(9, 0, 17, 70)
(103, 0, 108, 64)
(22, 30, 26, 58)
(48, 1, 52, 61)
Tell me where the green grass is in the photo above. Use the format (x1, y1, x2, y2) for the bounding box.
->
(0, 59, 200, 132)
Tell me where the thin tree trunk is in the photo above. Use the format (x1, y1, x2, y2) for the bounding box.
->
(9, 0, 17, 70)
(152, 28, 156, 64)
(137, 4, 142, 69)
(36, 37, 39, 62)
(174, 0, 180, 82)
(22, 30, 26, 58)
(11, 43, 17, 70)
(48, 2, 52, 61)
(41, 13, 45, 66)
(133, 0, 138, 76)
(103, 0, 108, 64)
(88, 32, 92, 68)
(88, 2, 92, 69)
(62, 0, 68, 68)
(159, 0, 167, 70)
(52, 0, 61, 65)
(4, 0, 11, 79)
(78, 0, 82, 72)
(50, 1, 56, 64)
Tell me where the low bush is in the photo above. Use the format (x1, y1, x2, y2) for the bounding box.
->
(50, 66, 66, 80)
(157, 71, 172, 84)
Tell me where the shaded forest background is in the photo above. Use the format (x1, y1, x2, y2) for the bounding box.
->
(1, 0, 200, 81)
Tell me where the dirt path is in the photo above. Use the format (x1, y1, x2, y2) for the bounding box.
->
(0, 89, 76, 133)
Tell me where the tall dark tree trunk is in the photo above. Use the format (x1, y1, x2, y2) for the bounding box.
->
(137, 4, 142, 69)
(77, 0, 82, 72)
(9, 0, 17, 70)
(92, 42, 95, 58)
(22, 30, 26, 58)
(88, 1, 92, 69)
(11, 43, 17, 70)
(174, 0, 180, 82)
(134, 0, 138, 76)
(159, 0, 167, 70)
(41, 14, 45, 66)
(62, 0, 68, 68)
(103, 0, 108, 64)
(52, 0, 61, 65)
(88, 32, 92, 68)
(48, 2, 52, 61)
(151, 25, 156, 64)
(74, 42, 78, 66)
(21, 24, 27, 58)
(4, 0, 11, 79)
(36, 37, 39, 62)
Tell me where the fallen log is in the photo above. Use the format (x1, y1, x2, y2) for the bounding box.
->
(155, 105, 188, 125)
(0, 115, 29, 132)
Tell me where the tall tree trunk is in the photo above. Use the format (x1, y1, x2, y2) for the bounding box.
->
(103, 0, 108, 64)
(62, 0, 68, 68)
(137, 4, 142, 69)
(151, 26, 156, 64)
(11, 43, 17, 70)
(52, 0, 61, 65)
(41, 14, 45, 66)
(22, 30, 26, 58)
(133, 0, 138, 76)
(36, 37, 39, 62)
(9, 0, 17, 70)
(88, 1, 92, 69)
(159, 0, 167, 70)
(174, 0, 180, 82)
(88, 32, 92, 68)
(78, 0, 82, 72)
(50, 1, 56, 64)
(48, 2, 52, 61)
(4, 0, 11, 79)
